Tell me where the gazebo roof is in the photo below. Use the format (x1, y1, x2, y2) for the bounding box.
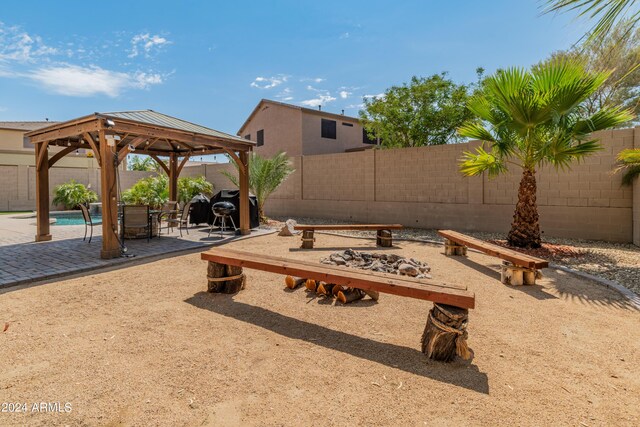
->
(25, 109, 255, 156)
(99, 110, 249, 144)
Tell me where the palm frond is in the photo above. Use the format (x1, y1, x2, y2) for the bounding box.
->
(457, 122, 496, 142)
(544, 0, 639, 42)
(573, 106, 635, 135)
(459, 146, 508, 177)
(544, 138, 603, 169)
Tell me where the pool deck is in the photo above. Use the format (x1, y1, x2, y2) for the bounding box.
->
(0, 214, 273, 290)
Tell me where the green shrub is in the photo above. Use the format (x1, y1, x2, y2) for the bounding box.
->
(122, 175, 213, 207)
(178, 176, 214, 204)
(52, 180, 98, 210)
(121, 174, 169, 209)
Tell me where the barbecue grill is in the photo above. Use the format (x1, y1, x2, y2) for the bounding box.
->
(208, 201, 237, 237)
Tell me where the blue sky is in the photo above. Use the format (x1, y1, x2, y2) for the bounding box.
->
(1, 0, 587, 136)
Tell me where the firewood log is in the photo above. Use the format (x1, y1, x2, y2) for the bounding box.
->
(362, 290, 380, 301)
(337, 288, 364, 304)
(316, 282, 336, 296)
(305, 279, 318, 292)
(332, 285, 347, 297)
(285, 276, 306, 289)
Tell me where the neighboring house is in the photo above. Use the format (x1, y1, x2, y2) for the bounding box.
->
(237, 99, 378, 157)
(0, 121, 98, 168)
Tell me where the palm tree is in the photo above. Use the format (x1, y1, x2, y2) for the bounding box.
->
(615, 148, 640, 185)
(222, 151, 295, 222)
(545, 0, 639, 42)
(458, 59, 633, 248)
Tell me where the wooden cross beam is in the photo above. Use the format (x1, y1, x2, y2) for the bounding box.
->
(117, 135, 148, 164)
(47, 146, 77, 168)
(82, 132, 101, 166)
(177, 153, 191, 176)
(149, 154, 170, 175)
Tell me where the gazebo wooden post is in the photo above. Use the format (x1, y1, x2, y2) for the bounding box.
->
(34, 142, 52, 242)
(169, 153, 178, 203)
(238, 151, 250, 235)
(98, 130, 120, 259)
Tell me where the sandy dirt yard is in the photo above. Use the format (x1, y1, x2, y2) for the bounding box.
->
(1, 233, 639, 426)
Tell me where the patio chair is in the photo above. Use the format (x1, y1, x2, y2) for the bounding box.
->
(158, 201, 179, 235)
(121, 205, 151, 242)
(165, 202, 192, 237)
(79, 204, 102, 243)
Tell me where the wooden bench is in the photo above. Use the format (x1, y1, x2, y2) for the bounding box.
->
(201, 248, 475, 362)
(293, 224, 404, 249)
(438, 230, 549, 286)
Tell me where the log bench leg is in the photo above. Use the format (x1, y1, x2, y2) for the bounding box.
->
(207, 261, 246, 294)
(376, 229, 393, 247)
(421, 303, 471, 362)
(444, 239, 467, 256)
(501, 261, 538, 286)
(301, 230, 315, 249)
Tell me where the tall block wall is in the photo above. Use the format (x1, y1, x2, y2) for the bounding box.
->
(266, 127, 639, 244)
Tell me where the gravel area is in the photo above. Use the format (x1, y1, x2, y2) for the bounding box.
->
(268, 217, 640, 296)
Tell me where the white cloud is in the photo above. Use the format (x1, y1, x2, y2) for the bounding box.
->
(0, 22, 57, 63)
(300, 94, 336, 107)
(340, 32, 350, 39)
(128, 33, 171, 58)
(29, 64, 163, 97)
(300, 77, 325, 83)
(276, 87, 293, 101)
(250, 74, 288, 89)
(339, 90, 351, 99)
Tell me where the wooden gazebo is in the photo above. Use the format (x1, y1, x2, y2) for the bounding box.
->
(25, 110, 255, 259)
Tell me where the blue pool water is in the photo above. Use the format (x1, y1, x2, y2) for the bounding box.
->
(51, 212, 102, 226)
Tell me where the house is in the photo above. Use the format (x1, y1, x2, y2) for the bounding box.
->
(0, 121, 98, 168)
(237, 99, 378, 157)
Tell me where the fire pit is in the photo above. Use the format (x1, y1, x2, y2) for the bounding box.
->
(321, 249, 432, 279)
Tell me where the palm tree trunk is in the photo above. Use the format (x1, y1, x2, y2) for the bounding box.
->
(507, 168, 541, 248)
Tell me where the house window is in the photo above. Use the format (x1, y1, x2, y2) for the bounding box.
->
(321, 119, 337, 139)
(244, 134, 251, 140)
(342, 122, 354, 127)
(23, 136, 32, 149)
(363, 128, 377, 145)
(257, 129, 264, 147)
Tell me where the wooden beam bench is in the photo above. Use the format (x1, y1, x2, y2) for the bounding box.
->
(438, 230, 549, 286)
(293, 224, 404, 249)
(201, 248, 475, 362)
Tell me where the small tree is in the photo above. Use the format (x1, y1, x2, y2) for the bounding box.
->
(128, 155, 162, 171)
(121, 174, 169, 209)
(458, 59, 633, 248)
(52, 180, 98, 210)
(222, 152, 294, 222)
(178, 176, 214, 204)
(359, 71, 482, 147)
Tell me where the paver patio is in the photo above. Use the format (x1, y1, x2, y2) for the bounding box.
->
(0, 214, 272, 289)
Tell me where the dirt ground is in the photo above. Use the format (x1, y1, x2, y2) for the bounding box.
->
(1, 233, 639, 426)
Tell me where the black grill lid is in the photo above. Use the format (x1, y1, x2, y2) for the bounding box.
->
(212, 201, 236, 215)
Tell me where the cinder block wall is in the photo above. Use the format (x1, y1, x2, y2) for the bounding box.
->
(265, 127, 638, 244)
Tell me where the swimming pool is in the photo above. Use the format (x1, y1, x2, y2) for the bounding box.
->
(51, 212, 101, 226)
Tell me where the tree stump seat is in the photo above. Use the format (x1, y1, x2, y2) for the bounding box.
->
(293, 224, 404, 249)
(438, 230, 548, 286)
(201, 248, 475, 362)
